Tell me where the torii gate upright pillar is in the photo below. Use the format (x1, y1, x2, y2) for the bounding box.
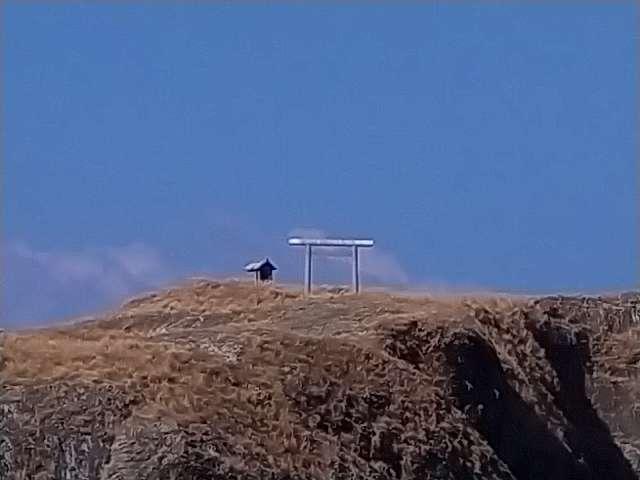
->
(304, 244, 312, 295)
(352, 245, 360, 294)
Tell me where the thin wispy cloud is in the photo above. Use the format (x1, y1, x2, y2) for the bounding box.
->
(2, 241, 172, 326)
(360, 248, 409, 285)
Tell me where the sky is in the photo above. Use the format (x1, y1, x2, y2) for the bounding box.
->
(2, 2, 638, 326)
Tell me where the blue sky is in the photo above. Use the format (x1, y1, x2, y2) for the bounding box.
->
(2, 2, 638, 326)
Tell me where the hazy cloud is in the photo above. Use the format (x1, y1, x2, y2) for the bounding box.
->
(2, 241, 172, 327)
(360, 248, 409, 285)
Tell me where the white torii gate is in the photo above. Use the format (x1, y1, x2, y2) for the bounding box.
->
(288, 237, 374, 295)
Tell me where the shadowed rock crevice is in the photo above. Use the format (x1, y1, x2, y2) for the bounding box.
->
(443, 330, 590, 480)
(526, 312, 637, 480)
(381, 313, 640, 480)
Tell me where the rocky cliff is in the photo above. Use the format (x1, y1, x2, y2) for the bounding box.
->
(2, 281, 640, 479)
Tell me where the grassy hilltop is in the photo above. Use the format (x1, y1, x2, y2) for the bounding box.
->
(2, 280, 640, 479)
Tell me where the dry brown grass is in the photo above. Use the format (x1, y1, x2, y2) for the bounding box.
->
(4, 331, 183, 385)
(3, 280, 639, 479)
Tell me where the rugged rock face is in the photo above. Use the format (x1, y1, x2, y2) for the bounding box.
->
(1, 280, 639, 479)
